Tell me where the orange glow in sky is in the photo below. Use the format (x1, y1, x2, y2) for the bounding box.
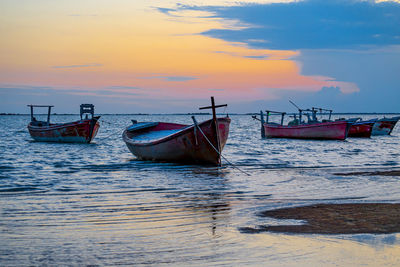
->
(0, 0, 362, 112)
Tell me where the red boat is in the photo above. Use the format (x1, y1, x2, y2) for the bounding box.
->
(348, 119, 376, 138)
(254, 109, 351, 140)
(371, 116, 400, 135)
(27, 104, 100, 143)
(122, 97, 230, 165)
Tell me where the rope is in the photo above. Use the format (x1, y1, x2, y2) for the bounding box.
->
(99, 119, 116, 126)
(192, 117, 251, 176)
(75, 123, 123, 153)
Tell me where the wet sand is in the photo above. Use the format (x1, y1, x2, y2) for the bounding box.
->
(240, 203, 400, 234)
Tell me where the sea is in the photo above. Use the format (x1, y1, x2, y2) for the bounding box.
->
(1, 114, 400, 266)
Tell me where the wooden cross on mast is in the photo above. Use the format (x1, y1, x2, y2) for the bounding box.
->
(199, 96, 227, 165)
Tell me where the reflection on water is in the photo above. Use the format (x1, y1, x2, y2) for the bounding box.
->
(1, 114, 400, 265)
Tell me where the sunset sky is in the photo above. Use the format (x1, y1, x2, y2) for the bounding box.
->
(1, 0, 400, 113)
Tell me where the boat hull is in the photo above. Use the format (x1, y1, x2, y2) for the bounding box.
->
(372, 117, 400, 135)
(264, 121, 350, 140)
(348, 121, 375, 138)
(122, 117, 230, 165)
(28, 117, 100, 143)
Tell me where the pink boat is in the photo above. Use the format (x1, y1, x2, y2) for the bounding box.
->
(27, 104, 100, 143)
(122, 97, 230, 165)
(254, 109, 351, 140)
(265, 121, 350, 140)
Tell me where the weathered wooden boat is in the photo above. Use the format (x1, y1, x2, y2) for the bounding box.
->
(347, 119, 376, 138)
(371, 116, 400, 135)
(27, 104, 100, 143)
(122, 97, 230, 165)
(253, 108, 351, 140)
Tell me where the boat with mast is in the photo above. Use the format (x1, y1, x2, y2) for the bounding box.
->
(122, 97, 230, 165)
(253, 102, 351, 140)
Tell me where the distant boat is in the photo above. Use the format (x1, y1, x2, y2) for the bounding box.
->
(122, 97, 230, 165)
(371, 116, 400, 135)
(27, 104, 100, 143)
(347, 119, 376, 138)
(253, 106, 351, 140)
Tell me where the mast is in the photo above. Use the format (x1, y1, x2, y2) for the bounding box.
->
(199, 97, 227, 165)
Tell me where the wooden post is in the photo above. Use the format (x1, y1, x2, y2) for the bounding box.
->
(30, 105, 34, 121)
(199, 97, 227, 166)
(260, 111, 265, 138)
(281, 113, 285, 125)
(47, 106, 52, 124)
(299, 110, 302, 125)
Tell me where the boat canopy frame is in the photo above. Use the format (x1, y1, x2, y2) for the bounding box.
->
(27, 105, 54, 124)
(265, 110, 286, 125)
(311, 107, 333, 121)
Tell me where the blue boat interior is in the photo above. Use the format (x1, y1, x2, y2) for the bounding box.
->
(132, 129, 182, 143)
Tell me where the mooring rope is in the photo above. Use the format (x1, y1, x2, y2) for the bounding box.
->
(74, 120, 123, 153)
(192, 117, 251, 176)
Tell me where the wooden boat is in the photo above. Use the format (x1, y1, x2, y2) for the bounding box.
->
(371, 116, 400, 135)
(347, 119, 376, 138)
(122, 97, 230, 165)
(27, 104, 100, 143)
(254, 108, 351, 140)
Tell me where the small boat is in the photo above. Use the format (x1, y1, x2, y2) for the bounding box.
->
(347, 119, 376, 138)
(122, 97, 230, 165)
(27, 104, 100, 143)
(253, 107, 351, 140)
(371, 116, 400, 135)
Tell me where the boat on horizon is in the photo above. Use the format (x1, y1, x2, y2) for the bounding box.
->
(122, 97, 230, 166)
(371, 116, 400, 135)
(253, 106, 351, 140)
(27, 104, 100, 143)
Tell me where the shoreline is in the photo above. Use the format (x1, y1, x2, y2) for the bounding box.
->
(240, 203, 400, 234)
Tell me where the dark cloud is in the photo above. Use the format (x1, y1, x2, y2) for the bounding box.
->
(176, 0, 400, 50)
(156, 7, 178, 16)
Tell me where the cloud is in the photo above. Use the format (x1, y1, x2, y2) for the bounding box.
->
(106, 86, 141, 90)
(0, 84, 143, 103)
(176, 0, 400, 50)
(244, 55, 268, 59)
(0, 84, 216, 114)
(52, 63, 103, 69)
(162, 0, 399, 113)
(156, 7, 178, 17)
(141, 75, 198, 82)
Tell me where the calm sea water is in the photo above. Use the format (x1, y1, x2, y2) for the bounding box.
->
(1, 114, 400, 266)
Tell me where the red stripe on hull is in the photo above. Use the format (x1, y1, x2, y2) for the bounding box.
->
(264, 121, 350, 140)
(28, 117, 100, 143)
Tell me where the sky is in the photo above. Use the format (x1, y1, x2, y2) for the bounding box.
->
(1, 0, 399, 114)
